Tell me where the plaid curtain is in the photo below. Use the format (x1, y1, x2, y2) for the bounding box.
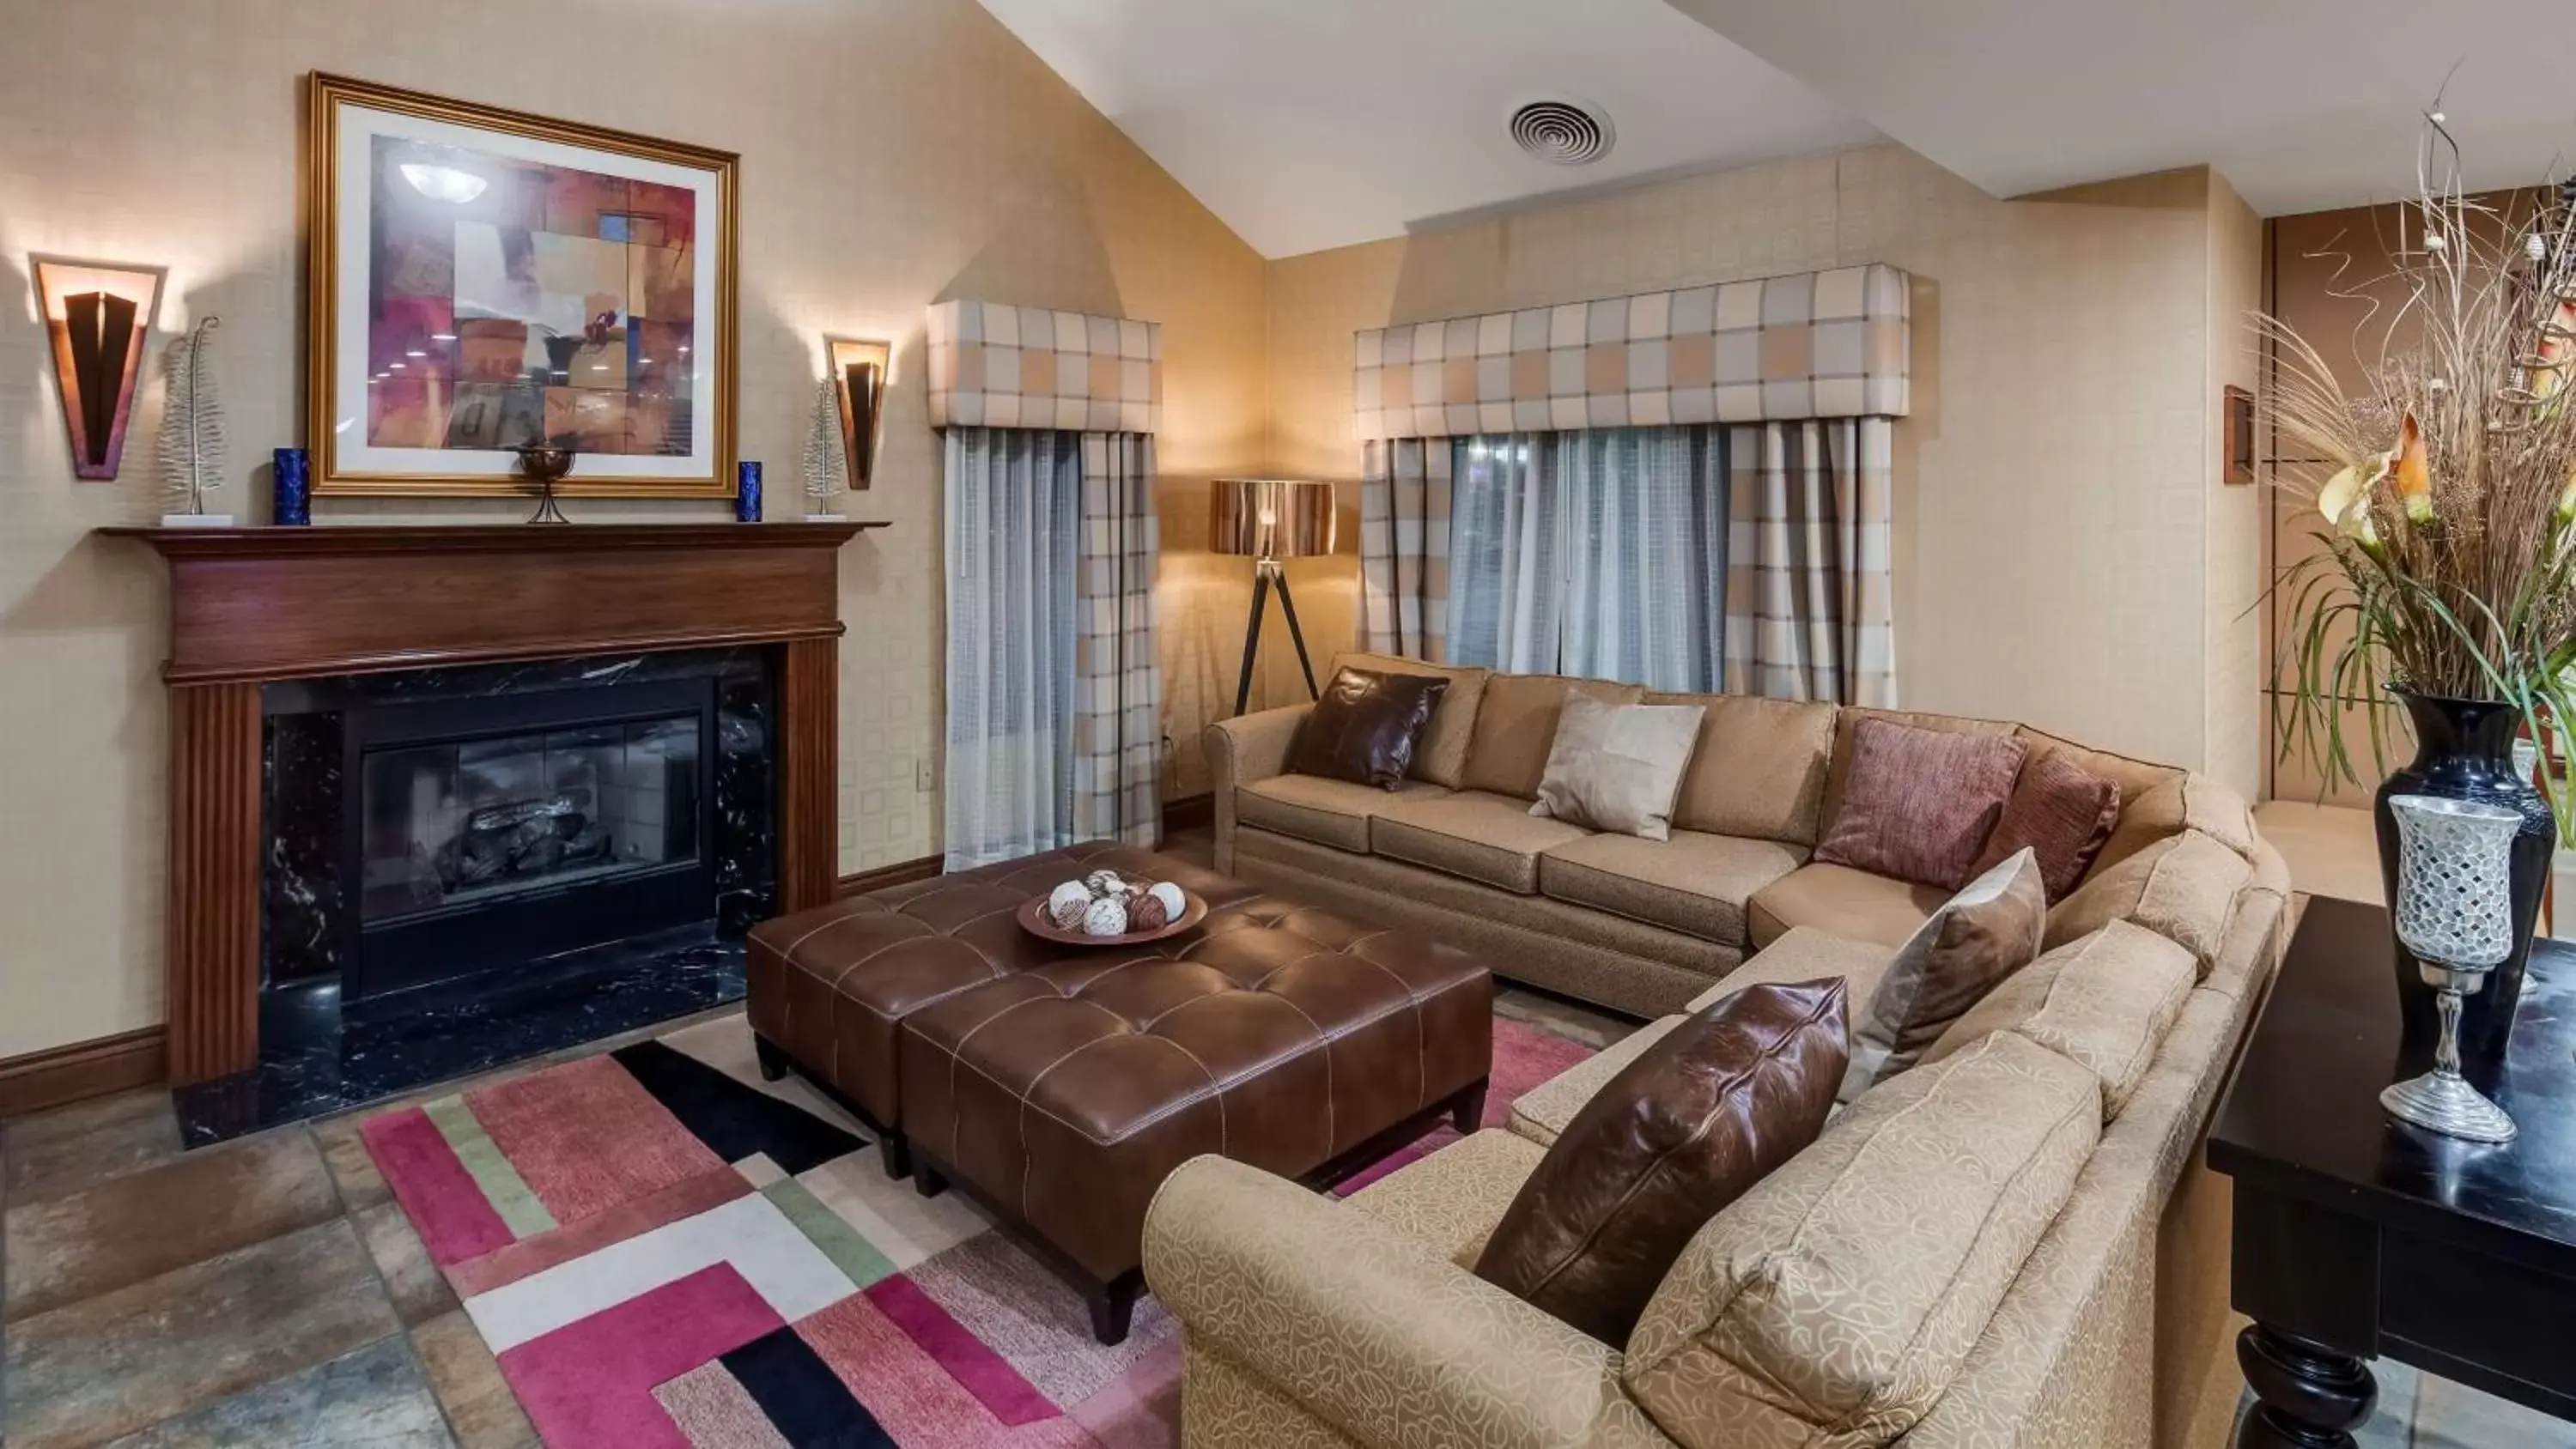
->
(942, 427, 1159, 870)
(1073, 432, 1161, 848)
(1722, 416, 1896, 707)
(1358, 438, 1453, 659)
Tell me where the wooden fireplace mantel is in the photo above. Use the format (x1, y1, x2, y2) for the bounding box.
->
(103, 520, 884, 1084)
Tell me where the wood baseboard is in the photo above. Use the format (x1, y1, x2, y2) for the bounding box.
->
(0, 1027, 167, 1119)
(836, 855, 944, 897)
(1161, 792, 1215, 835)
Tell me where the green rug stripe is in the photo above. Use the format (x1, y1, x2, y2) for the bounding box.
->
(422, 1094, 558, 1238)
(764, 1177, 895, 1288)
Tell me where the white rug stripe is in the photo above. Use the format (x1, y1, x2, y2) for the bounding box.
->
(464, 1192, 854, 1353)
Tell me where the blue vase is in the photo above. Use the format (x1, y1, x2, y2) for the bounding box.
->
(736, 461, 762, 523)
(273, 447, 312, 526)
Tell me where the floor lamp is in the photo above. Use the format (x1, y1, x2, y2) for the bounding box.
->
(1212, 478, 1337, 716)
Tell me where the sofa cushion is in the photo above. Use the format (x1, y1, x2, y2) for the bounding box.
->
(1530, 695, 1706, 840)
(1540, 830, 1807, 947)
(1345, 1126, 1546, 1267)
(1475, 980, 1849, 1346)
(1461, 674, 1647, 800)
(1285, 666, 1451, 790)
(1623, 1033, 2102, 1449)
(2045, 828, 2251, 974)
(1685, 928, 1900, 1014)
(1746, 863, 1948, 949)
(1649, 693, 1838, 846)
(1814, 719, 2027, 889)
(1844, 848, 2048, 1101)
(1819, 706, 2018, 837)
(1373, 789, 1595, 894)
(1920, 919, 2196, 1119)
(1236, 774, 1446, 854)
(1971, 748, 2123, 901)
(1509, 1015, 1686, 1149)
(1330, 651, 1491, 789)
(2092, 773, 2260, 877)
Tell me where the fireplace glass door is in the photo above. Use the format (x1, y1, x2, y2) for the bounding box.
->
(342, 679, 721, 1004)
(359, 718, 702, 920)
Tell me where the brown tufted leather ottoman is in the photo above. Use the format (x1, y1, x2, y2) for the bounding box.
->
(745, 842, 1492, 1342)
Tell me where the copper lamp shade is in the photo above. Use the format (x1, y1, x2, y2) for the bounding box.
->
(1210, 478, 1335, 561)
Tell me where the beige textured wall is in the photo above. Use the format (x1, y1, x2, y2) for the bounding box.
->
(1265, 145, 2234, 770)
(2204, 173, 2265, 798)
(0, 0, 1266, 1058)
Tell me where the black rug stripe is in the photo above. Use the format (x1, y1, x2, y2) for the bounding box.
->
(721, 1325, 894, 1448)
(611, 1040, 863, 1174)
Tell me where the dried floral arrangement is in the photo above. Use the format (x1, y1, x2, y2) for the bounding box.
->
(2263, 102, 2576, 833)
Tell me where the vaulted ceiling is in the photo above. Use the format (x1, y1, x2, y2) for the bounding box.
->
(971, 0, 1878, 259)
(980, 0, 2569, 260)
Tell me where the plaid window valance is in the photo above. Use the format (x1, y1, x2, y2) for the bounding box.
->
(1353, 263, 1910, 440)
(927, 300, 1162, 433)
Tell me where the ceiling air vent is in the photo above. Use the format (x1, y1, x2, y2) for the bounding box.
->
(1507, 98, 1614, 167)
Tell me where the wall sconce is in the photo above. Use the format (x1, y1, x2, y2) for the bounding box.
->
(828, 336, 890, 490)
(32, 255, 167, 480)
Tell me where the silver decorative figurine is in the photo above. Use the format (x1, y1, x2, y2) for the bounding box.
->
(2380, 793, 2523, 1144)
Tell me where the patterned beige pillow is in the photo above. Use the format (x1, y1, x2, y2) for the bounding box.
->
(1528, 694, 1707, 841)
(2044, 828, 2251, 974)
(1919, 919, 2196, 1119)
(1623, 1033, 2101, 1449)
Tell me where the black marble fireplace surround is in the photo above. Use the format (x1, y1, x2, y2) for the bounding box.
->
(173, 646, 777, 1144)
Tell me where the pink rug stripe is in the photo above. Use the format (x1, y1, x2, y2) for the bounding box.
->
(364, 1106, 514, 1266)
(449, 1167, 753, 1300)
(470, 1055, 726, 1226)
(797, 1294, 1093, 1449)
(498, 1263, 783, 1449)
(866, 1275, 1058, 1427)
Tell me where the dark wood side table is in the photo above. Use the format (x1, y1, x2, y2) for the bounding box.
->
(2208, 896, 2576, 1446)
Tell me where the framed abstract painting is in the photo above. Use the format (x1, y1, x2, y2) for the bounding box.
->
(305, 74, 738, 497)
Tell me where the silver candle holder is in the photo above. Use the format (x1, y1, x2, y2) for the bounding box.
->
(2381, 793, 2523, 1144)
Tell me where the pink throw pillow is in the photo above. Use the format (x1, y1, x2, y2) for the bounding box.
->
(1971, 752, 2122, 901)
(1814, 720, 2026, 890)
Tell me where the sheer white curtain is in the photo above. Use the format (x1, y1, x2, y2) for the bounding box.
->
(1447, 428, 1725, 691)
(943, 427, 1079, 869)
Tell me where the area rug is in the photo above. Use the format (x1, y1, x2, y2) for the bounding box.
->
(361, 1009, 1595, 1447)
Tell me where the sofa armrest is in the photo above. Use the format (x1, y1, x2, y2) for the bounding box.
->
(1203, 706, 1309, 871)
(1144, 1155, 1642, 1449)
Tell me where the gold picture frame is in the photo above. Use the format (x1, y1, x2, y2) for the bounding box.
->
(305, 74, 739, 497)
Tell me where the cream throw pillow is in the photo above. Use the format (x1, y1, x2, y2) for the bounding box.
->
(1528, 694, 1707, 840)
(1840, 846, 2047, 1104)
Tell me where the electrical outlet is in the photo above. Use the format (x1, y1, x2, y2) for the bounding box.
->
(915, 758, 935, 792)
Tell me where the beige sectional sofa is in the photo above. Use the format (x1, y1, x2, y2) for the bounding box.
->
(1156, 652, 2290, 1449)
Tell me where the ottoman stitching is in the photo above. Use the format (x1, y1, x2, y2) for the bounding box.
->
(818, 931, 963, 993)
(775, 906, 891, 956)
(1018, 1035, 1122, 1215)
(1147, 1035, 1229, 1155)
(939, 995, 1097, 1158)
(1255, 991, 1336, 1157)
(935, 996, 1437, 1148)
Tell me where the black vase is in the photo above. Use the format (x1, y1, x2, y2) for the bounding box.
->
(2373, 688, 2556, 1082)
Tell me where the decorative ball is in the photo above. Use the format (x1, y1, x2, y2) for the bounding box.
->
(1145, 882, 1188, 920)
(1083, 869, 1131, 899)
(1127, 893, 1171, 931)
(1047, 882, 1093, 928)
(1080, 896, 1131, 937)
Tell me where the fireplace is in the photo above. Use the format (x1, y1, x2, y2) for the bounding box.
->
(264, 654, 773, 1016)
(106, 520, 877, 1113)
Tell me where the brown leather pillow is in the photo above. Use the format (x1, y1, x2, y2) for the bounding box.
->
(1473, 979, 1849, 1345)
(1285, 667, 1450, 789)
(1814, 718, 2027, 889)
(1971, 750, 2122, 900)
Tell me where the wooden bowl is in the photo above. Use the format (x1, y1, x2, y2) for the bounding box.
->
(1017, 888, 1210, 946)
